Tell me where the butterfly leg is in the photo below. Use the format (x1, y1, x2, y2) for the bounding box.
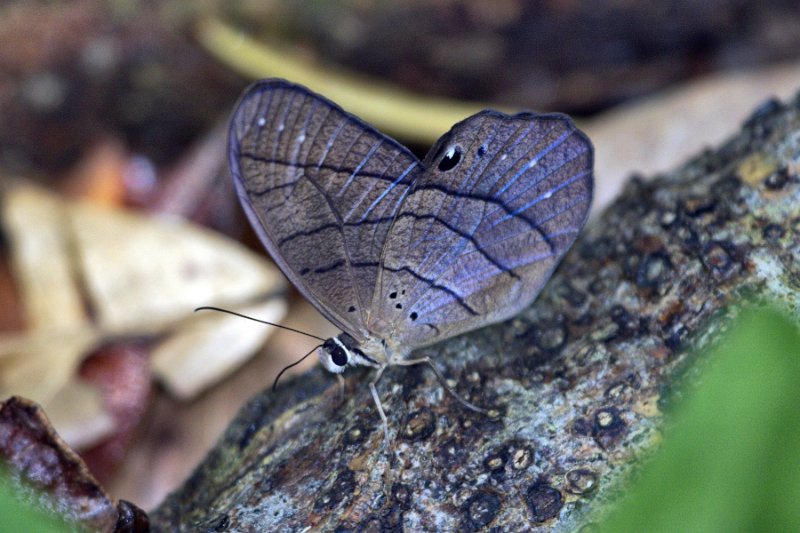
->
(397, 357, 487, 414)
(336, 374, 346, 403)
(369, 364, 390, 443)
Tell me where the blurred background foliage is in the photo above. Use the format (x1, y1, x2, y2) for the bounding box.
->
(600, 306, 800, 531)
(2, 0, 800, 174)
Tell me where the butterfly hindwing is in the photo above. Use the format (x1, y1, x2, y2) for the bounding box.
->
(371, 111, 593, 347)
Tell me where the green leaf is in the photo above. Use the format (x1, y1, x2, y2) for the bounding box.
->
(599, 306, 800, 532)
(0, 472, 72, 533)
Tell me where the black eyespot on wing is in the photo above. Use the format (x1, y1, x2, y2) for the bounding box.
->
(410, 312, 418, 321)
(389, 291, 398, 299)
(395, 303, 403, 309)
(477, 144, 486, 158)
(331, 345, 348, 366)
(348, 305, 356, 312)
(438, 147, 462, 171)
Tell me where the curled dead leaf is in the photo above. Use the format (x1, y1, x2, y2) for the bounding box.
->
(0, 396, 118, 531)
(0, 184, 286, 450)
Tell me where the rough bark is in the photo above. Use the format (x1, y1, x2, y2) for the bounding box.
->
(150, 91, 800, 531)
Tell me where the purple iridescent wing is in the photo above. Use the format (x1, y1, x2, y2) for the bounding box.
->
(370, 111, 593, 347)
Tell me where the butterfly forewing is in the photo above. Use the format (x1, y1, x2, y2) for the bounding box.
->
(371, 111, 593, 348)
(229, 80, 422, 340)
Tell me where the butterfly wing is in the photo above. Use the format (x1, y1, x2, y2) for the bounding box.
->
(228, 80, 422, 340)
(371, 111, 593, 348)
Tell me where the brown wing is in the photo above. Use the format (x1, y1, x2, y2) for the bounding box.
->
(228, 80, 422, 340)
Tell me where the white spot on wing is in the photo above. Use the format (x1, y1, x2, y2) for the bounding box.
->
(257, 117, 266, 127)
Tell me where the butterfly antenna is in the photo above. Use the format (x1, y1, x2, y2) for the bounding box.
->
(194, 306, 325, 341)
(273, 344, 321, 391)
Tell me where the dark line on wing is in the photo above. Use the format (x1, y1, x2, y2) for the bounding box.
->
(495, 126, 572, 197)
(238, 152, 588, 247)
(484, 150, 590, 223)
(277, 212, 518, 279)
(304, 151, 366, 316)
(338, 138, 383, 197)
(250, 87, 276, 151)
(466, 194, 591, 262)
(312, 260, 345, 274)
(396, 122, 503, 303)
(241, 153, 402, 186)
(398, 210, 521, 277)
(317, 117, 346, 170)
(276, 91, 309, 203)
(273, 90, 297, 168)
(424, 323, 440, 334)
(358, 161, 418, 223)
(300, 259, 478, 316)
(288, 96, 319, 162)
(378, 264, 478, 316)
(295, 100, 330, 181)
(389, 120, 512, 321)
(343, 145, 400, 221)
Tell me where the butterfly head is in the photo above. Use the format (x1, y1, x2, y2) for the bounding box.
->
(317, 334, 381, 374)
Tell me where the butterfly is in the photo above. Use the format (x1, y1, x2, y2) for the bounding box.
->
(227, 79, 593, 440)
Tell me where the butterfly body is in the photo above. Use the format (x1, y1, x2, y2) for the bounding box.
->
(228, 79, 593, 433)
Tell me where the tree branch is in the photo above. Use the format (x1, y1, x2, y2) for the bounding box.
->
(151, 90, 800, 531)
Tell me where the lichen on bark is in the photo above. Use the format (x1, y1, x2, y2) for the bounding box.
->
(151, 90, 800, 531)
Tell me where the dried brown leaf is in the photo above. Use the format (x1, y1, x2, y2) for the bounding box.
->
(0, 184, 286, 450)
(0, 396, 117, 532)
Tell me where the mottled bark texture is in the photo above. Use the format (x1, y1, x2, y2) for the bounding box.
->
(151, 91, 800, 531)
